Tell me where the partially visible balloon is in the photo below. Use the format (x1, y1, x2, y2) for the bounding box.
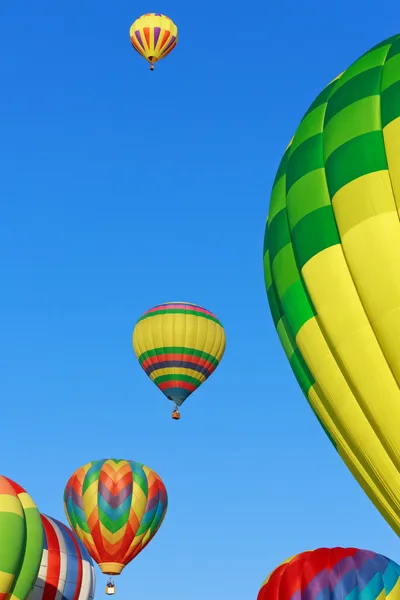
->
(0, 476, 43, 600)
(129, 13, 178, 71)
(133, 301, 226, 418)
(258, 548, 400, 600)
(63, 459, 167, 577)
(264, 32, 400, 536)
(29, 514, 95, 600)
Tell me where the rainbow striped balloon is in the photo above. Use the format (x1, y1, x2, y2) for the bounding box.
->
(133, 301, 226, 407)
(258, 548, 400, 600)
(63, 459, 168, 576)
(29, 515, 95, 600)
(0, 476, 43, 600)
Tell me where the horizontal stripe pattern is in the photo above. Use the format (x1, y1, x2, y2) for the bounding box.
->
(140, 302, 222, 326)
(258, 548, 400, 600)
(133, 302, 226, 406)
(64, 459, 168, 576)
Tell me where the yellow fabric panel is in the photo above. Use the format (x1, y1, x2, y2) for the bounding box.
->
(100, 524, 126, 545)
(0, 496, 23, 517)
(296, 317, 400, 520)
(134, 313, 225, 358)
(333, 171, 400, 392)
(308, 384, 400, 535)
(301, 245, 400, 469)
(16, 492, 36, 510)
(0, 572, 14, 594)
(388, 580, 400, 600)
(332, 171, 394, 237)
(83, 481, 99, 519)
(384, 117, 400, 215)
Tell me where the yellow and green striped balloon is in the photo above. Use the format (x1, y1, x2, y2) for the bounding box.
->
(264, 33, 400, 536)
(133, 302, 226, 410)
(0, 476, 43, 600)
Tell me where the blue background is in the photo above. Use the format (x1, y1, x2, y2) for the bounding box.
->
(1, 0, 399, 598)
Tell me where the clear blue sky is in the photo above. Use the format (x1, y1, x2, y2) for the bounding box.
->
(1, 0, 399, 598)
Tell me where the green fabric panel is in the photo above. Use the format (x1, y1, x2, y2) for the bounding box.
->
(272, 243, 302, 298)
(269, 176, 288, 222)
(263, 246, 272, 289)
(132, 470, 148, 495)
(291, 206, 341, 269)
(276, 317, 296, 360)
(268, 208, 291, 264)
(263, 223, 270, 259)
(384, 35, 400, 60)
(287, 168, 331, 229)
(267, 281, 282, 327)
(381, 80, 400, 128)
(286, 134, 324, 192)
(12, 507, 43, 600)
(280, 280, 315, 337)
(333, 45, 391, 91)
(324, 66, 382, 126)
(323, 96, 381, 159)
(302, 76, 342, 120)
(381, 53, 400, 91)
(0, 512, 24, 575)
(82, 466, 102, 495)
(290, 104, 325, 153)
(325, 130, 388, 198)
(272, 144, 291, 187)
(98, 508, 130, 533)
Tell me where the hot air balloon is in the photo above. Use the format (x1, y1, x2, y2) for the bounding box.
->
(264, 32, 400, 537)
(133, 301, 226, 419)
(29, 514, 96, 600)
(0, 476, 43, 600)
(258, 548, 400, 600)
(63, 459, 167, 594)
(129, 13, 178, 71)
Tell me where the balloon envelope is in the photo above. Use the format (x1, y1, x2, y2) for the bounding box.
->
(264, 33, 400, 536)
(258, 548, 400, 600)
(129, 13, 178, 68)
(63, 459, 168, 576)
(0, 476, 43, 600)
(133, 301, 226, 407)
(29, 514, 95, 600)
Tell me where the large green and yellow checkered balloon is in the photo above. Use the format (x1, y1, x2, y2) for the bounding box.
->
(264, 33, 400, 535)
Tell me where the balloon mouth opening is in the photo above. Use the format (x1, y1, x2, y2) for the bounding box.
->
(99, 563, 124, 575)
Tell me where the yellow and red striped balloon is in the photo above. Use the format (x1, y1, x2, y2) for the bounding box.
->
(129, 13, 178, 70)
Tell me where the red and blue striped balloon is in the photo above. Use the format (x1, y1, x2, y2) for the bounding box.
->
(29, 515, 95, 600)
